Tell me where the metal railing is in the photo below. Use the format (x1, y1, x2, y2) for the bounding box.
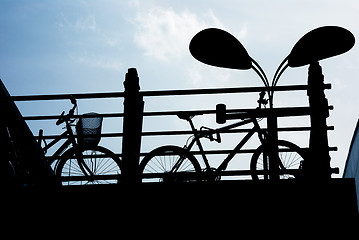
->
(11, 69, 336, 183)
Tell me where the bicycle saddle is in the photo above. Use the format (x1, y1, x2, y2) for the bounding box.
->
(177, 112, 194, 121)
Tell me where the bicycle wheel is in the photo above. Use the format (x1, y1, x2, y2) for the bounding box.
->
(139, 145, 201, 183)
(250, 140, 305, 180)
(56, 145, 121, 185)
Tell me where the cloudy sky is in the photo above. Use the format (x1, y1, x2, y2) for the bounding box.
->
(1, 0, 359, 176)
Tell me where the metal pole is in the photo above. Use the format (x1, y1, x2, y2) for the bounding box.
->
(267, 114, 280, 180)
(305, 62, 331, 179)
(121, 68, 144, 184)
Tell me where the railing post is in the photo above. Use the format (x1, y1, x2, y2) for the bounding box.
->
(305, 62, 331, 179)
(267, 114, 280, 180)
(121, 68, 144, 184)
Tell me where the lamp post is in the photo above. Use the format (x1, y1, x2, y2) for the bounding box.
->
(283, 26, 355, 179)
(189, 26, 355, 180)
(189, 28, 279, 179)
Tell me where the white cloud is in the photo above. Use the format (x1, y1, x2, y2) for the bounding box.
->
(72, 52, 123, 72)
(56, 10, 124, 72)
(74, 14, 97, 32)
(132, 6, 252, 88)
(237, 23, 248, 40)
(57, 12, 97, 33)
(133, 7, 225, 62)
(185, 63, 235, 88)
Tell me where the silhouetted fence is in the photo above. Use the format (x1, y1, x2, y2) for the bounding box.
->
(11, 69, 338, 183)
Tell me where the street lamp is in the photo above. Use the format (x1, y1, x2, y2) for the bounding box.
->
(189, 26, 355, 179)
(189, 26, 355, 107)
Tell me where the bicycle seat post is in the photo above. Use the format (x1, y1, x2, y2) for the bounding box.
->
(188, 117, 197, 133)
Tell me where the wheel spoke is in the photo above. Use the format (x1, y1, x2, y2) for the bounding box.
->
(140, 147, 199, 183)
(251, 141, 305, 180)
(57, 147, 121, 186)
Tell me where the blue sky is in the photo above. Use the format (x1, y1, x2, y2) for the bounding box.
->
(1, 0, 359, 176)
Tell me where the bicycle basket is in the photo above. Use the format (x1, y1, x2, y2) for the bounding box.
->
(76, 112, 103, 147)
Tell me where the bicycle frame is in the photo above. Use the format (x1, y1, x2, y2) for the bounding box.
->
(183, 116, 266, 173)
(42, 119, 79, 169)
(43, 131, 72, 165)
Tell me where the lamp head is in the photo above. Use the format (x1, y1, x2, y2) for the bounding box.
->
(288, 26, 355, 67)
(189, 28, 252, 70)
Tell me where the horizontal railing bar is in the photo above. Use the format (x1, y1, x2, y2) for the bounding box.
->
(24, 113, 124, 121)
(24, 109, 217, 120)
(140, 126, 334, 136)
(38, 133, 123, 140)
(59, 170, 281, 181)
(20, 108, 253, 121)
(46, 150, 256, 160)
(148, 146, 337, 156)
(11, 84, 331, 101)
(144, 109, 216, 117)
(45, 149, 270, 160)
(226, 106, 333, 119)
(22, 105, 317, 121)
(12, 92, 124, 101)
(59, 167, 339, 182)
(22, 109, 240, 120)
(141, 167, 339, 179)
(36, 126, 334, 140)
(45, 149, 259, 159)
(140, 84, 331, 97)
(46, 146, 338, 160)
(24, 103, 333, 121)
(141, 169, 292, 179)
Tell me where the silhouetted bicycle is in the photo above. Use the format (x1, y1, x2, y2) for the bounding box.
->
(38, 97, 121, 185)
(140, 92, 305, 182)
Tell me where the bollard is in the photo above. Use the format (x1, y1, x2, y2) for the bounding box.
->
(121, 68, 144, 184)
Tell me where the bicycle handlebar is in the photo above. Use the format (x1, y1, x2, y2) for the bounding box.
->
(56, 111, 66, 125)
(56, 96, 77, 126)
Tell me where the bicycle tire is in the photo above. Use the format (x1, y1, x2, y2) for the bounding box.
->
(55, 145, 121, 185)
(250, 140, 305, 180)
(139, 145, 201, 183)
